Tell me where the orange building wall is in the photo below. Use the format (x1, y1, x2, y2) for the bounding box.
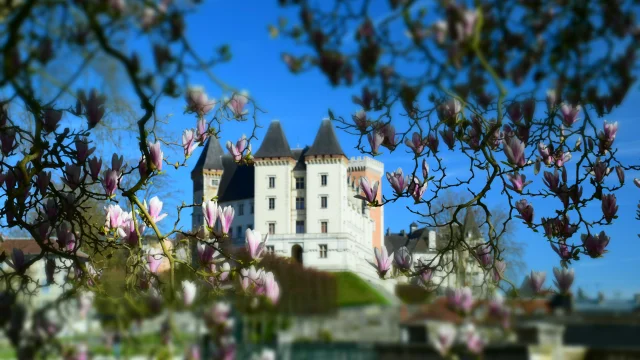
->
(348, 168, 383, 249)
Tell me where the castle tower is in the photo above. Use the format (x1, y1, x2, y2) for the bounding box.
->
(304, 119, 348, 234)
(253, 120, 296, 236)
(191, 136, 225, 230)
(347, 156, 384, 249)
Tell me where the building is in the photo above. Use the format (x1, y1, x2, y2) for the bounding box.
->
(385, 210, 486, 294)
(191, 119, 384, 281)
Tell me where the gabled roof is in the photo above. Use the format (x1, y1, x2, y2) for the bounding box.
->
(192, 136, 225, 175)
(254, 120, 293, 159)
(305, 119, 346, 157)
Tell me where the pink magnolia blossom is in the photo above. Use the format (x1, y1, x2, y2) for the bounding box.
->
(446, 287, 474, 314)
(182, 129, 198, 158)
(240, 265, 263, 291)
(493, 260, 506, 282)
(185, 87, 216, 116)
(546, 89, 557, 110)
(352, 110, 369, 132)
(246, 228, 268, 260)
(553, 267, 574, 294)
(202, 200, 219, 229)
(373, 246, 393, 278)
(404, 132, 425, 154)
(551, 242, 574, 261)
(522, 98, 535, 123)
(111, 153, 124, 173)
(147, 248, 163, 274)
(7, 248, 26, 273)
(219, 262, 231, 281)
(597, 120, 618, 154)
(102, 169, 119, 197)
(196, 118, 209, 143)
(408, 176, 427, 204)
(615, 166, 625, 185)
(431, 326, 456, 357)
(386, 168, 408, 196)
(226, 134, 251, 162)
(0, 129, 16, 155)
(601, 194, 618, 223)
(88, 157, 102, 181)
(145, 196, 168, 223)
(260, 271, 280, 304)
(104, 204, 125, 230)
(74, 136, 95, 164)
(394, 246, 412, 271)
(426, 132, 439, 154)
(476, 244, 492, 268)
(560, 103, 581, 126)
(515, 199, 534, 224)
(148, 141, 163, 171)
(198, 243, 217, 265)
(582, 231, 610, 258)
(527, 270, 546, 295)
(506, 173, 531, 193)
(591, 160, 609, 183)
(182, 280, 197, 306)
(138, 156, 148, 178)
(117, 215, 146, 247)
(42, 109, 62, 133)
(62, 164, 82, 190)
(507, 102, 522, 122)
(79, 89, 106, 129)
(635, 178, 640, 188)
(422, 159, 429, 179)
(56, 223, 76, 252)
(356, 177, 379, 205)
(437, 98, 461, 124)
(440, 128, 455, 150)
(464, 325, 485, 355)
(543, 169, 560, 192)
(227, 93, 249, 118)
(44, 199, 57, 220)
(218, 205, 234, 234)
(36, 171, 51, 195)
(367, 130, 384, 154)
(503, 136, 525, 167)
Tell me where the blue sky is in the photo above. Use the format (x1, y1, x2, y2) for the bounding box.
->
(92, 1, 640, 298)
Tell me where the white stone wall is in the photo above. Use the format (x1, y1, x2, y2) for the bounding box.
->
(254, 160, 294, 236)
(304, 159, 346, 234)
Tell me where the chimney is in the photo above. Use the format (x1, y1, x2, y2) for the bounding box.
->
(409, 222, 418, 235)
(386, 228, 391, 236)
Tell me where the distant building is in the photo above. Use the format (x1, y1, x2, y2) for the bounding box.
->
(385, 210, 486, 294)
(191, 119, 384, 282)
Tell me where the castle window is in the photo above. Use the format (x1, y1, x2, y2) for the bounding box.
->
(296, 220, 305, 234)
(320, 196, 328, 209)
(268, 198, 275, 210)
(266, 246, 275, 255)
(238, 203, 244, 216)
(211, 179, 219, 186)
(236, 226, 242, 237)
(319, 244, 328, 258)
(268, 223, 276, 235)
(296, 197, 305, 210)
(295, 177, 305, 189)
(321, 221, 328, 233)
(321, 174, 327, 186)
(268, 176, 275, 188)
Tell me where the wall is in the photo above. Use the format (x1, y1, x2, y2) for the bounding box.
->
(254, 158, 295, 236)
(347, 156, 384, 250)
(304, 156, 347, 234)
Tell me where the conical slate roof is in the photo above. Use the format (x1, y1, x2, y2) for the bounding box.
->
(305, 119, 345, 157)
(191, 136, 225, 175)
(463, 208, 483, 239)
(254, 120, 294, 158)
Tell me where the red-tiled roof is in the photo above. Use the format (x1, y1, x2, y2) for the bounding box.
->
(1, 239, 43, 255)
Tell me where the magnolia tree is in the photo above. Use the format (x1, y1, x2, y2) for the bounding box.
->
(271, 0, 640, 356)
(0, 1, 276, 359)
(1, 0, 640, 358)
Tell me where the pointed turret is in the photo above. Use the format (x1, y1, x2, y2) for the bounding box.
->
(306, 119, 346, 157)
(191, 136, 225, 175)
(463, 208, 482, 239)
(254, 120, 293, 158)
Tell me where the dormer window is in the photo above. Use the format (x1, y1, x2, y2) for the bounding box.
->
(211, 179, 219, 186)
